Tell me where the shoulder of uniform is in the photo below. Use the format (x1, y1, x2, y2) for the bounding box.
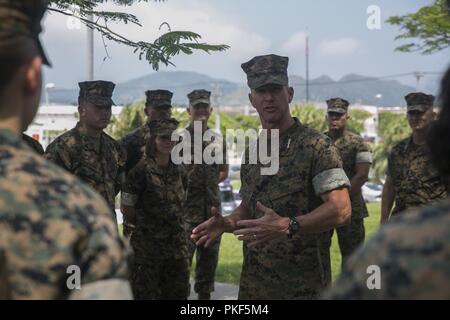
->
(296, 126, 332, 148)
(391, 136, 411, 153)
(46, 129, 77, 149)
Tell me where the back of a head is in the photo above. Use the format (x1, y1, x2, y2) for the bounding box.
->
(428, 65, 450, 178)
(0, 0, 49, 94)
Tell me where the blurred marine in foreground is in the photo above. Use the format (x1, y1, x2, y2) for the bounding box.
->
(0, 0, 131, 299)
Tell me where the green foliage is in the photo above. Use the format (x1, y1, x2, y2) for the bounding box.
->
(387, 0, 450, 54)
(348, 110, 371, 134)
(372, 112, 411, 182)
(48, 1, 229, 70)
(107, 100, 146, 139)
(106, 101, 261, 140)
(291, 103, 371, 134)
(291, 103, 327, 132)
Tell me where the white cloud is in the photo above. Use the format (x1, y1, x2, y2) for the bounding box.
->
(318, 37, 360, 56)
(281, 31, 308, 54)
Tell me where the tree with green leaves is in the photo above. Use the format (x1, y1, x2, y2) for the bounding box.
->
(291, 103, 371, 134)
(48, 0, 229, 70)
(387, 0, 450, 54)
(372, 112, 411, 182)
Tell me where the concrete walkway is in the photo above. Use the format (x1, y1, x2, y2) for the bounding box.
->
(188, 280, 238, 300)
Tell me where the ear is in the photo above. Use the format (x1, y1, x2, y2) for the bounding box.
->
(78, 105, 85, 117)
(248, 92, 255, 108)
(24, 56, 42, 96)
(186, 106, 191, 116)
(287, 86, 294, 103)
(144, 105, 150, 117)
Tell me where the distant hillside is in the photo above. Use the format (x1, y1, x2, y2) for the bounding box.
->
(46, 71, 418, 107)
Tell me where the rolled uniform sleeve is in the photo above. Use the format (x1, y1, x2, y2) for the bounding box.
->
(121, 162, 146, 207)
(312, 137, 350, 196)
(355, 137, 373, 164)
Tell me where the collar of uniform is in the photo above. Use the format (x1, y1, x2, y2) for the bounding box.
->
(74, 121, 103, 152)
(324, 128, 347, 143)
(279, 117, 302, 139)
(146, 155, 176, 176)
(0, 128, 27, 149)
(404, 134, 429, 154)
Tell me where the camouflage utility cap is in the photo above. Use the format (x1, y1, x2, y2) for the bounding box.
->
(0, 0, 51, 65)
(405, 92, 435, 112)
(78, 80, 116, 107)
(327, 97, 349, 114)
(149, 118, 179, 138)
(145, 89, 173, 108)
(188, 89, 211, 106)
(241, 54, 289, 89)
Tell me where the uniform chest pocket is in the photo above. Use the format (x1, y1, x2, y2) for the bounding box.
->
(268, 177, 305, 217)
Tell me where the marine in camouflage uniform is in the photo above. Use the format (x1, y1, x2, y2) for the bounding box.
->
(323, 198, 450, 299)
(324, 98, 372, 267)
(324, 65, 450, 300)
(382, 93, 448, 221)
(120, 90, 173, 174)
(0, 0, 131, 299)
(22, 133, 44, 155)
(121, 118, 190, 300)
(45, 81, 126, 214)
(183, 89, 228, 300)
(119, 90, 172, 235)
(191, 54, 352, 300)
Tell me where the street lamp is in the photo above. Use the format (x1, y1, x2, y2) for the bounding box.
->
(44, 83, 55, 107)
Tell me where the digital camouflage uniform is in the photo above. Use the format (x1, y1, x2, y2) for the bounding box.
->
(45, 81, 126, 214)
(0, 1, 131, 300)
(325, 98, 373, 267)
(121, 118, 190, 300)
(238, 55, 351, 300)
(387, 93, 448, 216)
(22, 133, 44, 155)
(119, 90, 173, 234)
(323, 198, 450, 299)
(183, 89, 226, 296)
(120, 90, 173, 175)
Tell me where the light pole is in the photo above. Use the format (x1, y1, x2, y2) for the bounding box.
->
(45, 83, 55, 107)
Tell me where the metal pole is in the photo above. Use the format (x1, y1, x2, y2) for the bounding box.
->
(414, 72, 424, 92)
(45, 87, 49, 108)
(87, 14, 94, 80)
(305, 34, 309, 103)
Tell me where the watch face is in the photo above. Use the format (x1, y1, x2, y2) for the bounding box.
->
(289, 218, 299, 233)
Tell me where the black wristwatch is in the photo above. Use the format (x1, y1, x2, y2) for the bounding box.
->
(287, 217, 300, 239)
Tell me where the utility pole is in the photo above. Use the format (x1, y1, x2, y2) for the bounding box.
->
(414, 72, 424, 92)
(305, 33, 310, 103)
(87, 14, 94, 80)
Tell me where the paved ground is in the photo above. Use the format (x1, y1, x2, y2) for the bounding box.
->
(188, 280, 238, 300)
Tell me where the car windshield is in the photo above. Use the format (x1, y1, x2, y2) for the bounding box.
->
(220, 190, 234, 202)
(366, 183, 382, 191)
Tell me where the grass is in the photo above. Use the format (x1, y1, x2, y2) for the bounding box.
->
(213, 202, 381, 284)
(118, 203, 381, 285)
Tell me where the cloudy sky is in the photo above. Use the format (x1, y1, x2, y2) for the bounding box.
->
(41, 0, 449, 90)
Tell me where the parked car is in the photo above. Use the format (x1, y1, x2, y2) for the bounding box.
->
(219, 179, 237, 215)
(233, 190, 242, 207)
(362, 182, 383, 203)
(228, 164, 241, 180)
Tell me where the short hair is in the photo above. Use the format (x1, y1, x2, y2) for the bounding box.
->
(0, 38, 39, 93)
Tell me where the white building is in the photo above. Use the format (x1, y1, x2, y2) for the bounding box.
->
(25, 104, 123, 149)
